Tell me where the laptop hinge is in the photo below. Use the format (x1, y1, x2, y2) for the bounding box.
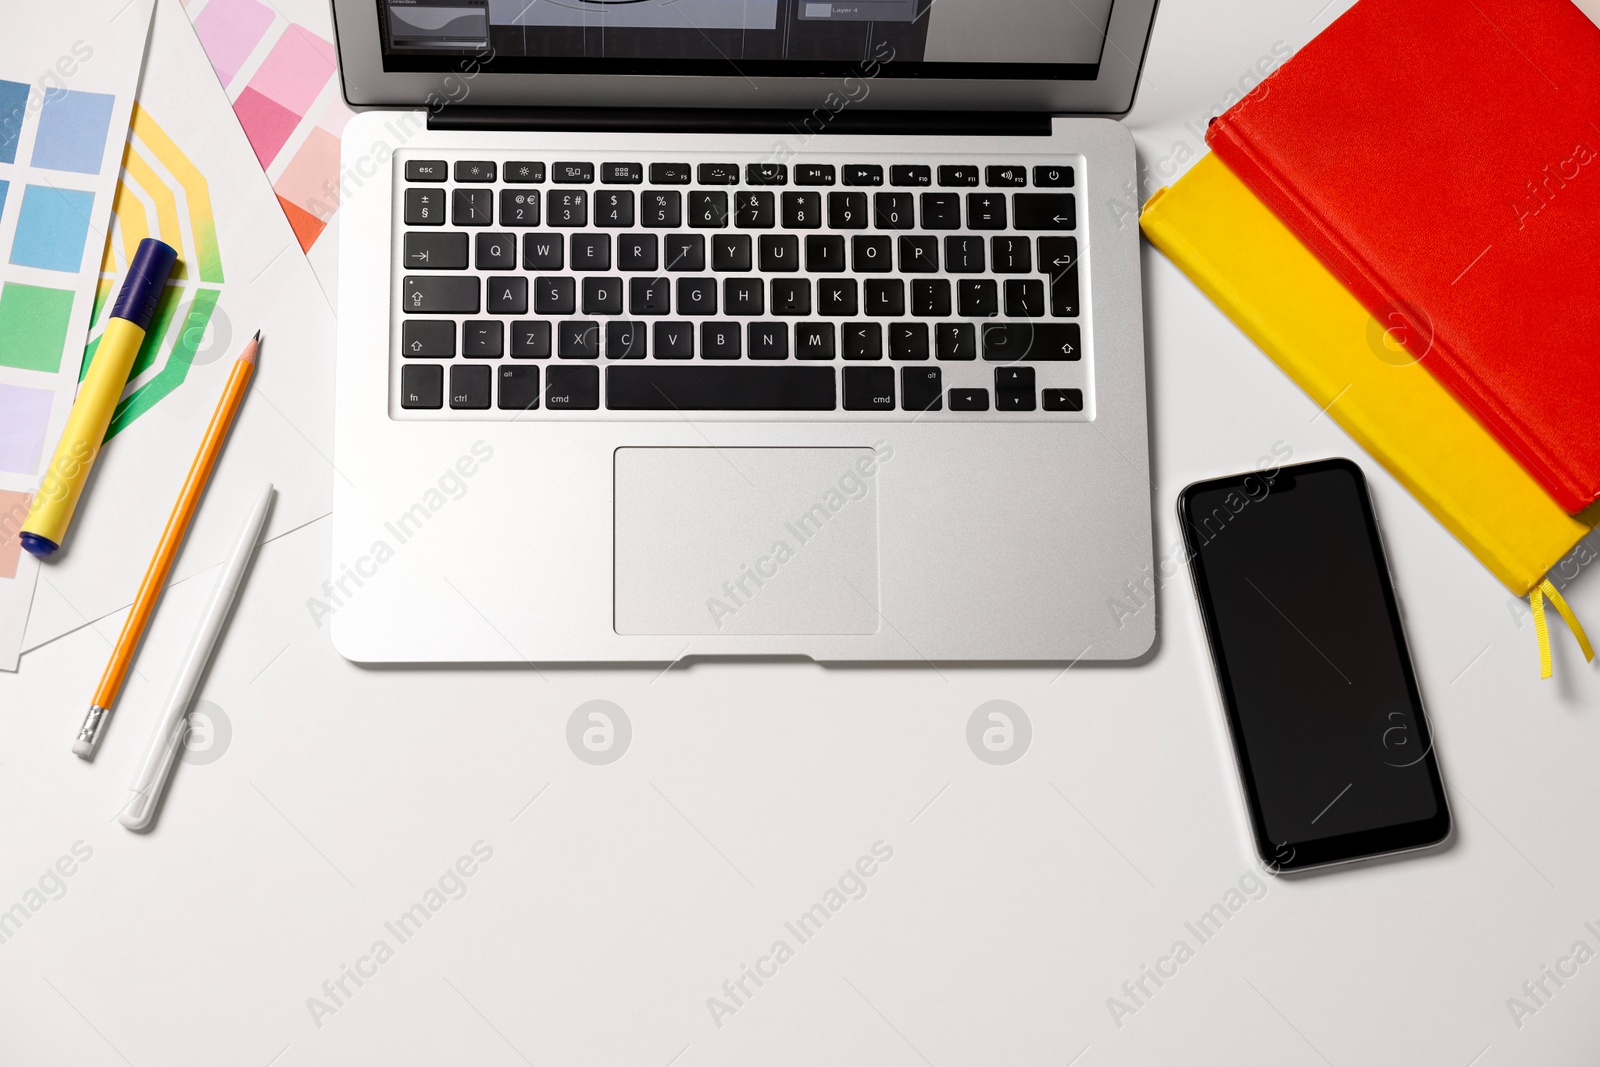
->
(426, 107, 1052, 137)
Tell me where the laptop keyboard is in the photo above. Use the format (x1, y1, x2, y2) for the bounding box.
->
(392, 153, 1089, 419)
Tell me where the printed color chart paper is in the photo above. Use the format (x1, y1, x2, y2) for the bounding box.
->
(0, 0, 155, 671)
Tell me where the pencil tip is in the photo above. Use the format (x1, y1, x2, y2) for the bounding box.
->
(253, 329, 261, 342)
(241, 330, 260, 365)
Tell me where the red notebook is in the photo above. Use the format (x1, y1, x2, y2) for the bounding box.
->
(1207, 0, 1600, 514)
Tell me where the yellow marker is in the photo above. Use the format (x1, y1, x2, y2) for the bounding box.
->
(21, 238, 177, 557)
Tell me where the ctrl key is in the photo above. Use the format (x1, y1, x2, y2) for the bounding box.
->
(546, 365, 600, 410)
(401, 364, 443, 409)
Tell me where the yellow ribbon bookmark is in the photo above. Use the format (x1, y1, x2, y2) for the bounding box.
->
(1531, 578, 1595, 679)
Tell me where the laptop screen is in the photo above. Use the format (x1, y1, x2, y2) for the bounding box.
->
(377, 0, 1115, 79)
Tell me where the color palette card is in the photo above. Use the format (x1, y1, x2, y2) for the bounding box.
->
(0, 0, 156, 671)
(21, 0, 336, 654)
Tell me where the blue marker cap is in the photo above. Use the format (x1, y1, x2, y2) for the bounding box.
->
(109, 238, 178, 331)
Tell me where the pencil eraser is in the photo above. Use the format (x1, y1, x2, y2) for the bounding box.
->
(19, 532, 58, 558)
(72, 738, 95, 760)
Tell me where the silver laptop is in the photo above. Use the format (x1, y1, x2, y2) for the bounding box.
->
(328, 0, 1160, 664)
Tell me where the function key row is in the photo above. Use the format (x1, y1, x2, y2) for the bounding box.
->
(405, 160, 1074, 189)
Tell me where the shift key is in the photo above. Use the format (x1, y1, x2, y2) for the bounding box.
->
(403, 275, 479, 313)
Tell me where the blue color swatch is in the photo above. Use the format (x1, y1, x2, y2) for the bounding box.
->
(0, 178, 8, 217)
(10, 185, 95, 273)
(31, 89, 115, 174)
(0, 80, 26, 165)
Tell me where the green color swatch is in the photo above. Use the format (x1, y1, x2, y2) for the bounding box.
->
(0, 282, 74, 373)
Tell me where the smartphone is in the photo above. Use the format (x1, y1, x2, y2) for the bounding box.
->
(1178, 458, 1450, 872)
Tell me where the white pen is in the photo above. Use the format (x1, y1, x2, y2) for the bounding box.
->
(119, 484, 274, 831)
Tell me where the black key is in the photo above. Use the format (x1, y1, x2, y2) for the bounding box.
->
(842, 164, 884, 187)
(938, 165, 979, 187)
(450, 364, 492, 409)
(748, 323, 788, 360)
(698, 163, 740, 185)
(967, 193, 1006, 230)
(712, 234, 752, 272)
(889, 323, 929, 361)
(642, 190, 682, 228)
(1014, 193, 1076, 230)
(844, 322, 882, 360)
(405, 231, 468, 269)
(986, 165, 1026, 187)
(602, 162, 643, 184)
(606, 321, 647, 359)
(401, 320, 454, 358)
(981, 322, 1081, 360)
(505, 161, 545, 183)
(936, 322, 976, 360)
(899, 236, 938, 273)
(829, 192, 868, 229)
(852, 235, 892, 273)
(723, 278, 764, 316)
(405, 160, 447, 182)
(534, 277, 575, 315)
(582, 277, 624, 315)
(806, 234, 846, 273)
(997, 388, 1036, 411)
(912, 279, 951, 317)
(890, 165, 932, 187)
(795, 322, 836, 360)
(607, 366, 835, 410)
(1033, 165, 1074, 188)
(1043, 387, 1084, 411)
(782, 192, 822, 229)
(665, 234, 705, 272)
(992, 235, 1032, 273)
(498, 366, 540, 410)
(945, 235, 986, 273)
(902, 366, 942, 411)
(510, 320, 552, 358)
(689, 191, 729, 228)
(499, 189, 540, 227)
(949, 387, 989, 411)
(818, 278, 858, 316)
(958, 279, 999, 317)
(873, 192, 916, 230)
(454, 160, 495, 183)
(747, 163, 787, 185)
(571, 232, 611, 271)
(1040, 237, 1080, 317)
(595, 190, 635, 227)
(770, 277, 811, 316)
(559, 320, 601, 359)
(462, 320, 503, 358)
(486, 276, 528, 314)
(650, 163, 691, 185)
(552, 162, 594, 184)
(795, 164, 835, 186)
(735, 191, 776, 228)
(618, 234, 659, 272)
(547, 366, 599, 409)
(404, 276, 479, 314)
(865, 279, 905, 317)
(701, 322, 741, 360)
(404, 188, 444, 226)
(452, 189, 492, 226)
(844, 366, 894, 410)
(995, 366, 1034, 391)
(475, 233, 516, 270)
(549, 190, 588, 226)
(401, 364, 443, 409)
(920, 193, 961, 230)
(630, 277, 671, 315)
(760, 234, 800, 272)
(522, 233, 564, 270)
(653, 321, 694, 359)
(1004, 278, 1046, 317)
(677, 277, 717, 315)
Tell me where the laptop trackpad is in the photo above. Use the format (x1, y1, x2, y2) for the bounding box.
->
(614, 448, 880, 636)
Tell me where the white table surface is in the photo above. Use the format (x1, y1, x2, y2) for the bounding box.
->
(5, 1, 1600, 1062)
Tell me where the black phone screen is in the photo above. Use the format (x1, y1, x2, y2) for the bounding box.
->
(1179, 458, 1450, 871)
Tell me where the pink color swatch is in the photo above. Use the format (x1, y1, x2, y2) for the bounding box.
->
(275, 126, 340, 221)
(0, 490, 29, 579)
(233, 85, 299, 168)
(250, 26, 335, 116)
(193, 0, 275, 87)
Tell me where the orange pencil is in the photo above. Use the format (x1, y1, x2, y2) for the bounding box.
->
(74, 331, 261, 760)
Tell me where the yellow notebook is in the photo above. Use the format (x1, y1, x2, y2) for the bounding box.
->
(1141, 154, 1596, 629)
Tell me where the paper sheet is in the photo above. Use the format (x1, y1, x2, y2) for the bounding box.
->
(21, 0, 336, 654)
(0, 0, 155, 670)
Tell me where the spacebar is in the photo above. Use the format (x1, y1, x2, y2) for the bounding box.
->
(606, 366, 837, 410)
